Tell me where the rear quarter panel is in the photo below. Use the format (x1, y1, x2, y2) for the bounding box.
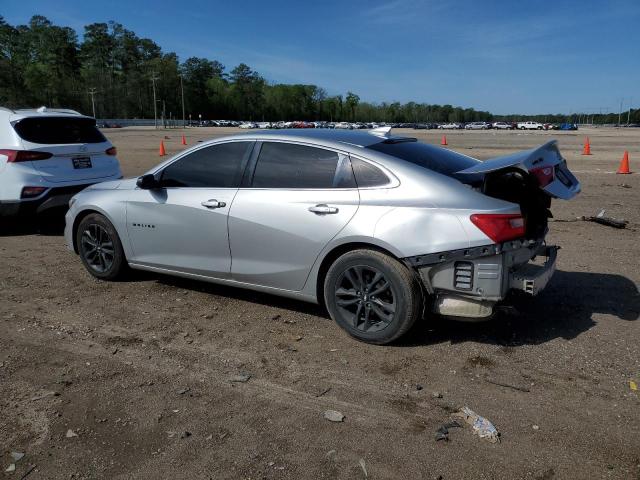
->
(300, 155, 521, 299)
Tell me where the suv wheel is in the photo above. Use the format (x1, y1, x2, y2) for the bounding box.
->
(76, 213, 128, 280)
(324, 249, 423, 344)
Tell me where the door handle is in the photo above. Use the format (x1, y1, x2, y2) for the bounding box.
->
(308, 204, 339, 214)
(201, 199, 226, 209)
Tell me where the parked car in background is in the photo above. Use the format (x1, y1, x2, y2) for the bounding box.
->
(518, 121, 544, 130)
(492, 122, 514, 130)
(64, 128, 580, 344)
(439, 123, 462, 129)
(0, 106, 122, 218)
(465, 122, 491, 130)
(239, 122, 258, 129)
(334, 122, 352, 130)
(559, 123, 578, 131)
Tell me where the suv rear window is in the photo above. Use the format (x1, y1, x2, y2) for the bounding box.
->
(12, 117, 107, 144)
(366, 141, 479, 179)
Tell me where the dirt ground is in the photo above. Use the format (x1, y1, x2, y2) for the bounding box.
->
(1, 126, 639, 480)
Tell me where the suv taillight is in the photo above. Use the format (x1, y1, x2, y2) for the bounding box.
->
(0, 149, 53, 162)
(470, 213, 525, 243)
(105, 146, 117, 156)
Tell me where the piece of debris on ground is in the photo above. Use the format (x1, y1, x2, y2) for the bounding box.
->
(323, 410, 345, 422)
(452, 407, 500, 443)
(435, 420, 462, 442)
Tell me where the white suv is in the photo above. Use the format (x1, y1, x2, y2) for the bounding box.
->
(0, 107, 122, 217)
(517, 121, 544, 130)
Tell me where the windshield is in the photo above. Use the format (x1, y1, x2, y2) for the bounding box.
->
(366, 140, 481, 181)
(13, 117, 107, 144)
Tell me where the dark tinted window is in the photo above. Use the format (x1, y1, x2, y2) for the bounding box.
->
(161, 142, 250, 188)
(13, 117, 106, 144)
(252, 142, 354, 188)
(350, 157, 390, 187)
(367, 141, 479, 179)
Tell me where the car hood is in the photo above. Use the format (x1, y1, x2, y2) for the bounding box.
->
(83, 179, 123, 191)
(82, 177, 139, 191)
(115, 178, 139, 189)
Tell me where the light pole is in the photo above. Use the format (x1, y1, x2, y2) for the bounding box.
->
(151, 73, 159, 129)
(180, 74, 186, 128)
(618, 98, 623, 127)
(88, 88, 97, 118)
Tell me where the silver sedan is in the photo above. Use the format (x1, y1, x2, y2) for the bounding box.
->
(64, 128, 580, 344)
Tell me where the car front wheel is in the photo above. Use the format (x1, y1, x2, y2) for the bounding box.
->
(76, 213, 128, 280)
(324, 249, 423, 344)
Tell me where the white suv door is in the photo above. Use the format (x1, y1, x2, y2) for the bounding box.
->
(228, 141, 360, 291)
(126, 141, 253, 277)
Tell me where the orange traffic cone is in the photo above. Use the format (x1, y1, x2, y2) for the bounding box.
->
(617, 151, 631, 174)
(441, 135, 448, 146)
(159, 140, 166, 156)
(582, 137, 592, 155)
(181, 135, 187, 146)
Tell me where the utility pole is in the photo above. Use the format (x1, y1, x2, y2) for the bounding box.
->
(162, 100, 166, 129)
(627, 98, 633, 126)
(151, 73, 159, 129)
(180, 74, 186, 128)
(88, 88, 97, 118)
(618, 98, 623, 127)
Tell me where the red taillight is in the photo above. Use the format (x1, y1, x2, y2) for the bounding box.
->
(105, 146, 117, 156)
(0, 149, 53, 162)
(530, 166, 555, 187)
(470, 213, 525, 243)
(21, 186, 48, 198)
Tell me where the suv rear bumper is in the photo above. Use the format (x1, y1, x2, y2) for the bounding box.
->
(0, 184, 93, 217)
(406, 240, 558, 320)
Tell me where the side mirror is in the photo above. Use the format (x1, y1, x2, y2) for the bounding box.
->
(136, 174, 160, 189)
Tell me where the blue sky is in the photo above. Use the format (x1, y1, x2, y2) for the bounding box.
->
(3, 0, 639, 114)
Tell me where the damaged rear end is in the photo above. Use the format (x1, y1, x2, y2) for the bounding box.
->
(409, 140, 580, 320)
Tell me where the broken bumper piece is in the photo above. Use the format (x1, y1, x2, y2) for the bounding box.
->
(509, 246, 557, 295)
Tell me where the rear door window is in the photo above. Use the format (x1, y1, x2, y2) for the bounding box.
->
(251, 142, 355, 188)
(350, 157, 390, 187)
(161, 142, 251, 188)
(12, 117, 107, 144)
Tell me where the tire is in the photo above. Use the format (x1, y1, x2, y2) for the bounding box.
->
(324, 249, 423, 345)
(76, 213, 128, 280)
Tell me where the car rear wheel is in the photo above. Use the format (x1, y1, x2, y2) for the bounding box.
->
(324, 249, 423, 344)
(76, 213, 127, 280)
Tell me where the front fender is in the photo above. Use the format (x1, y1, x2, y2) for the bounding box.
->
(65, 194, 131, 259)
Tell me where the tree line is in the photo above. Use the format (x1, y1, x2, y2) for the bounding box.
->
(1, 16, 638, 125)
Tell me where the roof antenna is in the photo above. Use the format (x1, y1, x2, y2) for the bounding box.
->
(370, 126, 392, 138)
